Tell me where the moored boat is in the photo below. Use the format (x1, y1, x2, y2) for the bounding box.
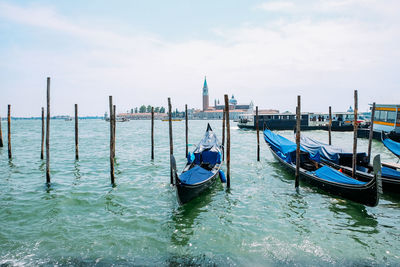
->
(239, 112, 366, 131)
(171, 124, 223, 204)
(382, 131, 400, 160)
(264, 129, 381, 206)
(299, 134, 400, 193)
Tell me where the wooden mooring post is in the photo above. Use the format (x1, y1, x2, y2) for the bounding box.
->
(41, 107, 44, 159)
(295, 96, 301, 188)
(109, 96, 115, 184)
(222, 109, 225, 161)
(367, 102, 376, 163)
(168, 97, 174, 185)
(224, 94, 231, 188)
(256, 106, 260, 161)
(0, 114, 3, 148)
(46, 77, 50, 183)
(75, 104, 79, 160)
(7, 104, 11, 159)
(185, 104, 188, 158)
(352, 90, 358, 178)
(113, 105, 116, 160)
(328, 106, 332, 145)
(151, 106, 154, 160)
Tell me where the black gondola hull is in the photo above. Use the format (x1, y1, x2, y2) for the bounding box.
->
(176, 172, 219, 204)
(269, 146, 379, 207)
(320, 160, 400, 194)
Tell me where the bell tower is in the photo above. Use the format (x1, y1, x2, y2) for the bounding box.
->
(202, 76, 209, 111)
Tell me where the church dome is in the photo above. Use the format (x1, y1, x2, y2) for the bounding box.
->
(229, 95, 237, 105)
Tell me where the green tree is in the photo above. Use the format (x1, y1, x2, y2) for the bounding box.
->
(139, 105, 146, 113)
(154, 107, 160, 113)
(134, 107, 138, 113)
(160, 107, 165, 113)
(146, 105, 152, 113)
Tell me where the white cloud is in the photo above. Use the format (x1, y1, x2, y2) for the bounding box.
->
(256, 1, 295, 12)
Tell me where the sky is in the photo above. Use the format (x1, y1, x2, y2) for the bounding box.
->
(0, 0, 399, 117)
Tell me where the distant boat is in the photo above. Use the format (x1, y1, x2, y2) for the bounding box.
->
(238, 112, 365, 131)
(105, 117, 129, 122)
(171, 124, 223, 204)
(116, 117, 129, 122)
(162, 119, 182, 122)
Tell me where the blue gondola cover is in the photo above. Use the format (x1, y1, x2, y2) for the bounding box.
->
(179, 166, 213, 185)
(382, 137, 400, 157)
(382, 167, 400, 180)
(219, 169, 226, 183)
(300, 135, 366, 164)
(187, 152, 195, 164)
(264, 130, 320, 163)
(311, 166, 366, 185)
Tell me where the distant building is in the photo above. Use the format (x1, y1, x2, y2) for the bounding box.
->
(194, 77, 254, 120)
(202, 77, 209, 111)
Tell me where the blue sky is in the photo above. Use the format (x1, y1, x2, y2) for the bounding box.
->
(1, 0, 399, 116)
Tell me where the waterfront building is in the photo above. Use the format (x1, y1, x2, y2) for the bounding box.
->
(202, 77, 209, 111)
(196, 77, 254, 120)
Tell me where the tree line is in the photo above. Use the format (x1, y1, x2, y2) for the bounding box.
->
(133, 105, 166, 113)
(132, 106, 186, 118)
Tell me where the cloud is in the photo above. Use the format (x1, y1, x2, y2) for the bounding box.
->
(0, 1, 399, 116)
(256, 1, 295, 12)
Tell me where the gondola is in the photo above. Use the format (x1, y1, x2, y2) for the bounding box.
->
(299, 134, 400, 193)
(382, 131, 400, 160)
(171, 124, 223, 204)
(264, 129, 381, 207)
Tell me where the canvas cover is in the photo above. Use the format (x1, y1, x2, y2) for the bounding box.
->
(191, 124, 222, 165)
(382, 137, 400, 158)
(382, 167, 400, 180)
(311, 166, 366, 185)
(300, 135, 366, 164)
(179, 165, 213, 185)
(193, 124, 221, 155)
(263, 130, 320, 163)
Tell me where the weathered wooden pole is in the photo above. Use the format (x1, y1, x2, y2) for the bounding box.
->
(46, 77, 50, 183)
(168, 97, 174, 185)
(328, 106, 332, 145)
(352, 90, 358, 178)
(222, 109, 225, 161)
(109, 96, 115, 184)
(7, 105, 11, 159)
(224, 94, 231, 188)
(151, 106, 154, 160)
(40, 107, 44, 159)
(295, 96, 301, 188)
(185, 104, 188, 158)
(75, 104, 79, 160)
(256, 106, 260, 161)
(367, 102, 376, 164)
(0, 114, 3, 148)
(113, 104, 116, 160)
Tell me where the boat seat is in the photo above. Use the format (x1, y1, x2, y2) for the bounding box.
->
(302, 161, 317, 171)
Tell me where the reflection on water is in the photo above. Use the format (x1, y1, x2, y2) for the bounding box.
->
(170, 182, 222, 247)
(329, 201, 378, 232)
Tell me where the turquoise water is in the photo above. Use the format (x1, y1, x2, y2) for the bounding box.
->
(0, 119, 399, 266)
